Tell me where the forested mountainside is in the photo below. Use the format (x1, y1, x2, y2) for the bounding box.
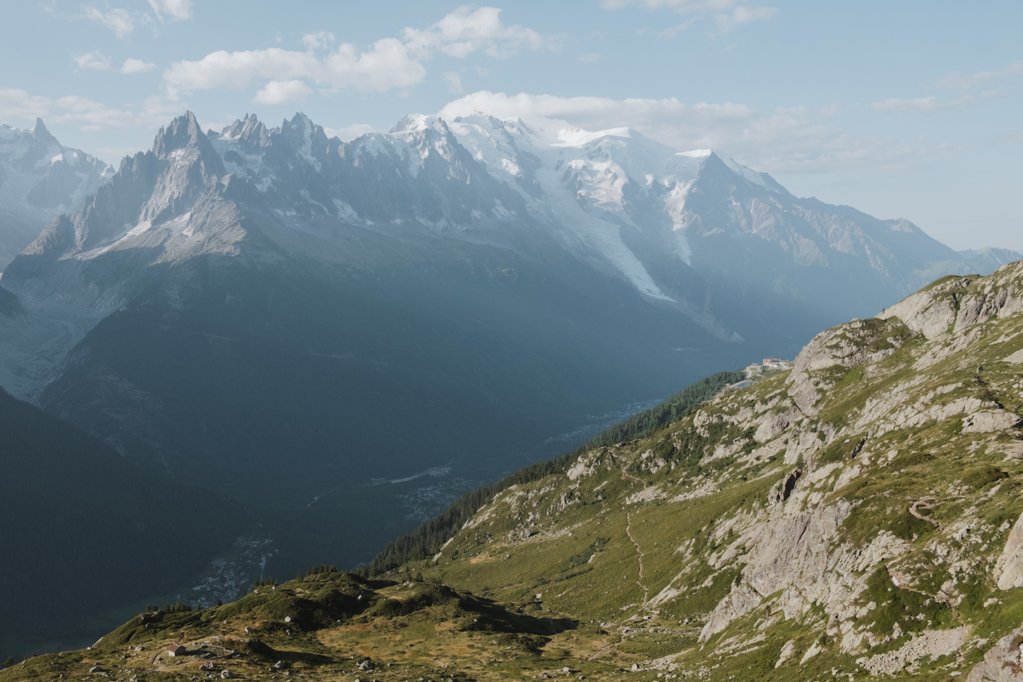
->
(0, 388, 248, 658)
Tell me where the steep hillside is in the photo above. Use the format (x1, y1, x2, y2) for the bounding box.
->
(14, 261, 1023, 680)
(0, 284, 18, 316)
(0, 387, 249, 659)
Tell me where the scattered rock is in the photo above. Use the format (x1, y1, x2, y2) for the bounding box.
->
(859, 626, 970, 676)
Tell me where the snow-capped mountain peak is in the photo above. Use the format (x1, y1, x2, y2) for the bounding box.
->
(153, 111, 209, 158)
(218, 113, 270, 147)
(30, 117, 57, 147)
(0, 119, 112, 267)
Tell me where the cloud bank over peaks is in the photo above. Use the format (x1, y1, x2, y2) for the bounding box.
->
(438, 90, 921, 175)
(162, 6, 555, 103)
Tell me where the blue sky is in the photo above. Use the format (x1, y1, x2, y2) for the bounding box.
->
(2, 1, 1021, 250)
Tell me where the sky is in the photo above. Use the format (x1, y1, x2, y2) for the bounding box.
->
(1, 1, 1020, 251)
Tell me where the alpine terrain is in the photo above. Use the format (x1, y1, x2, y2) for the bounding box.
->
(0, 119, 111, 269)
(0, 109, 1018, 659)
(9, 260, 1023, 680)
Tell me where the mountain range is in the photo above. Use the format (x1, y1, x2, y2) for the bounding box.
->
(0, 109, 1019, 658)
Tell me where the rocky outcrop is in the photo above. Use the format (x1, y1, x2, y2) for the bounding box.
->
(963, 410, 1023, 434)
(787, 317, 914, 414)
(700, 502, 853, 640)
(968, 626, 1023, 681)
(996, 513, 1023, 591)
(883, 262, 1023, 339)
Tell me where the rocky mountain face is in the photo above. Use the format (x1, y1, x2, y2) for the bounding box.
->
(12, 261, 1023, 680)
(0, 119, 111, 268)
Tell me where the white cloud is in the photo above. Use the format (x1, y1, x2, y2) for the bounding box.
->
(603, 0, 777, 33)
(83, 6, 137, 37)
(439, 91, 919, 174)
(873, 60, 1019, 115)
(325, 39, 427, 91)
(165, 48, 319, 95)
(164, 39, 426, 99)
(162, 7, 550, 100)
(443, 71, 464, 94)
(439, 90, 753, 138)
(74, 51, 112, 71)
(147, 0, 193, 21)
(872, 95, 968, 112)
(605, 0, 748, 11)
(0, 88, 179, 133)
(403, 6, 551, 58)
(873, 96, 941, 112)
(80, 1, 189, 38)
(121, 58, 157, 74)
(0, 89, 52, 121)
(938, 59, 1023, 90)
(254, 79, 312, 105)
(301, 31, 336, 53)
(0, 88, 137, 128)
(715, 4, 777, 32)
(577, 52, 602, 63)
